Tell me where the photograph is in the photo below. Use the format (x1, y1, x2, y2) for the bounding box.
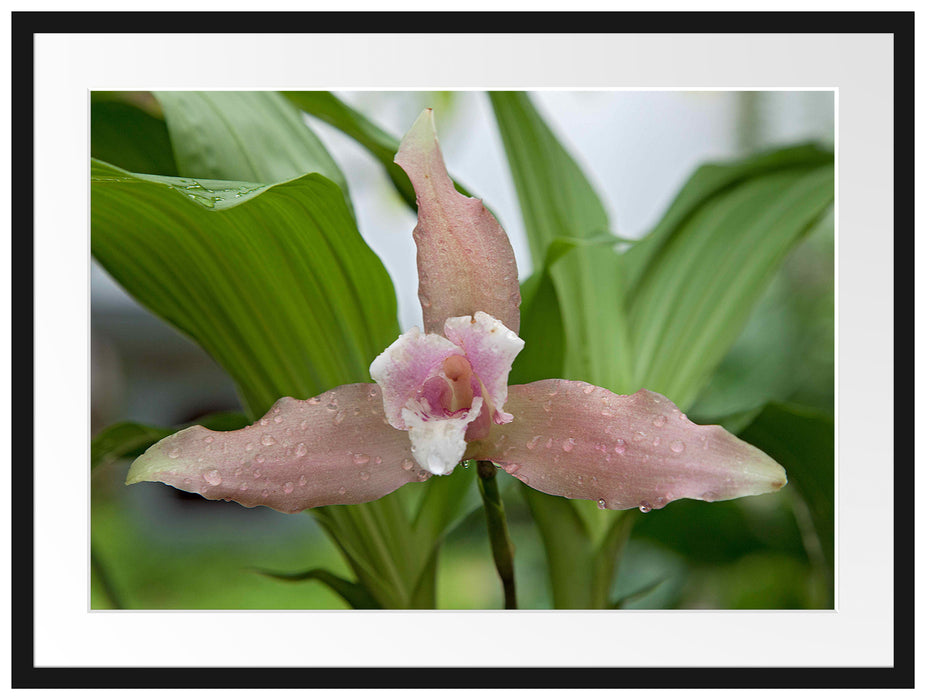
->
(90, 89, 835, 612)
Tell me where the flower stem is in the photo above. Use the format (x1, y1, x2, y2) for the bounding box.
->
(476, 460, 517, 609)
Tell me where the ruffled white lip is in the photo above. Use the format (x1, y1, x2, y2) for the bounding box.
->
(402, 397, 484, 475)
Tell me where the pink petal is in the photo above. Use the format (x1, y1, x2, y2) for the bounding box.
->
(369, 326, 464, 429)
(126, 384, 429, 514)
(466, 380, 787, 511)
(444, 312, 524, 424)
(394, 108, 521, 334)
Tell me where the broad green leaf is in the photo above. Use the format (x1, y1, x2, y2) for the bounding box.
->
(91, 159, 398, 418)
(628, 148, 834, 410)
(154, 91, 349, 197)
(691, 209, 835, 420)
(511, 235, 620, 386)
(489, 91, 634, 393)
(91, 412, 248, 471)
(252, 567, 382, 609)
(91, 99, 178, 176)
(623, 145, 834, 289)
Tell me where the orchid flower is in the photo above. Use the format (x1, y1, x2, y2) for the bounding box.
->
(127, 109, 786, 515)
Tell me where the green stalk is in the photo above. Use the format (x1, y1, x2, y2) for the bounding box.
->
(476, 461, 518, 609)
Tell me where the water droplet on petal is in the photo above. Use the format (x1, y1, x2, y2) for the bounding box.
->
(583, 384, 594, 395)
(614, 439, 627, 455)
(261, 489, 270, 498)
(359, 471, 370, 481)
(562, 438, 576, 453)
(333, 411, 345, 425)
(253, 469, 262, 478)
(204, 470, 222, 486)
(420, 294, 431, 308)
(326, 402, 338, 412)
(255, 454, 265, 464)
(653, 415, 667, 427)
(283, 482, 294, 494)
(401, 459, 414, 471)
(295, 443, 308, 457)
(261, 434, 276, 446)
(597, 498, 607, 510)
(545, 438, 554, 449)
(653, 437, 660, 447)
(526, 435, 541, 450)
(338, 486, 347, 495)
(273, 415, 283, 424)
(259, 418, 269, 426)
(239, 484, 248, 492)
(639, 501, 653, 513)
(168, 446, 181, 458)
(203, 436, 214, 444)
(374, 456, 383, 465)
(670, 440, 685, 453)
(245, 442, 254, 452)
(600, 409, 613, 417)
(298, 474, 307, 486)
(543, 401, 553, 413)
(352, 453, 370, 465)
(307, 397, 321, 405)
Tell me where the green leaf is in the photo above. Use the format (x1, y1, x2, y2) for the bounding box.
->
(91, 98, 178, 176)
(154, 91, 349, 197)
(91, 159, 399, 419)
(412, 462, 478, 544)
(509, 270, 564, 385)
(282, 91, 416, 209)
(252, 567, 382, 609)
(91, 412, 249, 471)
(627, 148, 834, 410)
(520, 486, 596, 608)
(623, 145, 834, 289)
(511, 235, 619, 386)
(489, 91, 634, 393)
(283, 91, 479, 210)
(690, 209, 835, 420)
(738, 403, 834, 575)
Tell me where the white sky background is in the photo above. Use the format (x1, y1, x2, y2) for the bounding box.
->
(92, 90, 834, 332)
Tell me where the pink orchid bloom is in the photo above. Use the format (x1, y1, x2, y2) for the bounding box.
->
(127, 109, 787, 514)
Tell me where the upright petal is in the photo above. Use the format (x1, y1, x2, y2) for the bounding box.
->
(395, 109, 521, 334)
(444, 312, 524, 424)
(126, 384, 429, 514)
(466, 379, 787, 511)
(369, 326, 465, 429)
